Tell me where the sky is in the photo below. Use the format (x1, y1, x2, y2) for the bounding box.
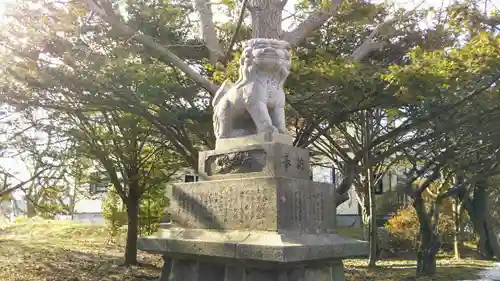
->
(0, 0, 8, 17)
(0, 0, 498, 193)
(210, 0, 499, 31)
(0, 0, 497, 22)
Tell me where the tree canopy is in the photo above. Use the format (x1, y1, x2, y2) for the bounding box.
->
(0, 0, 499, 274)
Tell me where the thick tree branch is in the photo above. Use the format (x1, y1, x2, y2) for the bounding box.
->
(335, 162, 357, 206)
(281, 0, 343, 46)
(350, 17, 396, 61)
(84, 0, 219, 96)
(351, 1, 425, 61)
(191, 0, 224, 64)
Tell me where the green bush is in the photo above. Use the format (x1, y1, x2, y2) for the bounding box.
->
(101, 183, 170, 237)
(138, 184, 169, 235)
(101, 188, 127, 238)
(13, 216, 29, 224)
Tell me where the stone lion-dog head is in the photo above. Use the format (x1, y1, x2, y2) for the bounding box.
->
(235, 38, 292, 89)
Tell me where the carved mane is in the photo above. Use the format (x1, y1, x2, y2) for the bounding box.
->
(211, 42, 257, 108)
(234, 44, 256, 90)
(235, 39, 290, 90)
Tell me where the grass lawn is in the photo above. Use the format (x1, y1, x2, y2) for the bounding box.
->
(0, 220, 494, 281)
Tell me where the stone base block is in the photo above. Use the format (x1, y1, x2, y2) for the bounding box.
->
(167, 177, 336, 233)
(157, 257, 348, 281)
(198, 142, 310, 181)
(138, 228, 367, 262)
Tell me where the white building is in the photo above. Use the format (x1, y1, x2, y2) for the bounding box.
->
(312, 163, 401, 227)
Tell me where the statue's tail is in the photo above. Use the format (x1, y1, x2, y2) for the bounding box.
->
(212, 79, 234, 108)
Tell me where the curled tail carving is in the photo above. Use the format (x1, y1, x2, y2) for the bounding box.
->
(212, 79, 234, 108)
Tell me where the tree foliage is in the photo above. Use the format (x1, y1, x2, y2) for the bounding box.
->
(0, 0, 499, 276)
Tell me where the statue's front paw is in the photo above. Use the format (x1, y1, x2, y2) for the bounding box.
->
(262, 125, 279, 134)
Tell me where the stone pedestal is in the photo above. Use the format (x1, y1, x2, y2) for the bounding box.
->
(138, 134, 367, 281)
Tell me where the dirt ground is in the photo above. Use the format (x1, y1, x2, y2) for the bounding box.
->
(0, 220, 494, 281)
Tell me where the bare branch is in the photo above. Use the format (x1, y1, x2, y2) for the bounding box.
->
(0, 166, 52, 197)
(222, 0, 249, 66)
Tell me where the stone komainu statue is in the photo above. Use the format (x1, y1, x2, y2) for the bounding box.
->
(212, 38, 292, 139)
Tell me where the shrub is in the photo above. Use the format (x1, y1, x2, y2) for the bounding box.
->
(386, 204, 456, 251)
(386, 205, 420, 250)
(101, 183, 170, 238)
(101, 188, 127, 238)
(138, 184, 169, 235)
(13, 216, 29, 224)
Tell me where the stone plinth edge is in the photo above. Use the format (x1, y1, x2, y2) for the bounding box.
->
(138, 228, 368, 263)
(215, 132, 294, 150)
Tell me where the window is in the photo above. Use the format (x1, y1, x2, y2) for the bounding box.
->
(89, 182, 109, 194)
(184, 175, 199, 182)
(331, 168, 336, 185)
(88, 171, 110, 194)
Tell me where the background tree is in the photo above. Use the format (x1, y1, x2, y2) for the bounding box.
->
(384, 30, 500, 276)
(67, 110, 183, 265)
(0, 107, 71, 200)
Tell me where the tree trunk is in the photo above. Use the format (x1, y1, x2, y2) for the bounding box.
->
(124, 180, 140, 266)
(360, 193, 370, 241)
(416, 239, 438, 277)
(360, 194, 369, 226)
(26, 200, 36, 218)
(191, 0, 224, 64)
(367, 168, 378, 267)
(363, 110, 378, 268)
(360, 193, 371, 243)
(467, 183, 500, 259)
(414, 196, 439, 277)
(248, 0, 285, 38)
(452, 198, 462, 259)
